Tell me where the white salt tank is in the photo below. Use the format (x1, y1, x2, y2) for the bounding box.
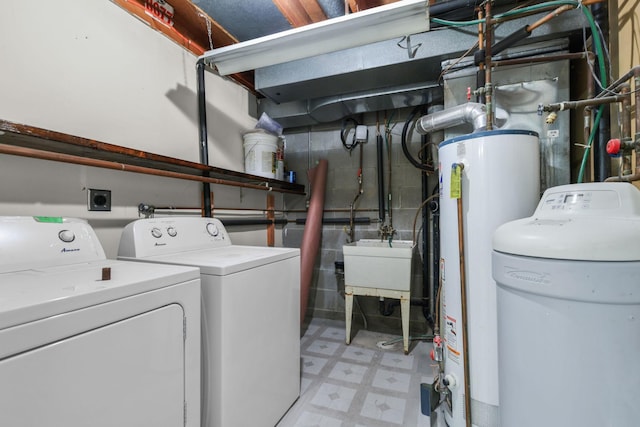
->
(492, 183, 640, 427)
(439, 129, 540, 426)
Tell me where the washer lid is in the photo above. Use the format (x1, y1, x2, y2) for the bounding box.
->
(493, 183, 640, 261)
(121, 245, 300, 276)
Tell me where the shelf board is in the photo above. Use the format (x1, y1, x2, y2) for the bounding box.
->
(0, 119, 305, 195)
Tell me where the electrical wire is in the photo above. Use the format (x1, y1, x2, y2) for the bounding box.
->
(340, 117, 360, 151)
(401, 105, 436, 172)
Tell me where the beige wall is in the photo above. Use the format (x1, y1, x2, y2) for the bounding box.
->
(0, 0, 279, 256)
(614, 0, 640, 77)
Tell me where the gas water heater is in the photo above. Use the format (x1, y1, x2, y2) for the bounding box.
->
(438, 129, 540, 426)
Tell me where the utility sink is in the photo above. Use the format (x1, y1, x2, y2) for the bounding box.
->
(343, 239, 415, 291)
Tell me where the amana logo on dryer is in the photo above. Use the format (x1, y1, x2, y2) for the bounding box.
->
(61, 247, 80, 253)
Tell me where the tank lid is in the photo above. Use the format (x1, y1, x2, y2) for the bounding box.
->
(493, 183, 640, 261)
(439, 129, 538, 148)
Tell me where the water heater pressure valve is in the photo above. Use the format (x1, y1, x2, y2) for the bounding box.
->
(430, 335, 443, 362)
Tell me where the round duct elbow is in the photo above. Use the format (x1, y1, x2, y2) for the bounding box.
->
(416, 103, 487, 134)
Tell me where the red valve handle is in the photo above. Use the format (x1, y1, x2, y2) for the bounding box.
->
(606, 138, 621, 155)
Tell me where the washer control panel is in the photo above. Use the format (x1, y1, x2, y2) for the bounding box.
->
(118, 217, 231, 258)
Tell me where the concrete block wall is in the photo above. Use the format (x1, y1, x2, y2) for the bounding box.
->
(283, 113, 439, 336)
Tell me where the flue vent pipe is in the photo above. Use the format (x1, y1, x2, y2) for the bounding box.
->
(416, 102, 487, 135)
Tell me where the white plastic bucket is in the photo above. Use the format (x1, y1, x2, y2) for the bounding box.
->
(243, 131, 278, 179)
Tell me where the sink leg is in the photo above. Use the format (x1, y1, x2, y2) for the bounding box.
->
(400, 292, 410, 354)
(345, 287, 353, 345)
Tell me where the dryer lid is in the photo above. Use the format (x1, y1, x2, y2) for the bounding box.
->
(0, 260, 199, 329)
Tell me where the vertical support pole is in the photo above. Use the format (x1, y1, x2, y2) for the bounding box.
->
(267, 194, 275, 247)
(197, 59, 212, 217)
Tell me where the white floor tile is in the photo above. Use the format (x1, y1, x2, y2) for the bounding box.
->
(372, 368, 412, 393)
(341, 346, 375, 364)
(310, 383, 357, 413)
(320, 326, 345, 341)
(302, 355, 329, 375)
(381, 352, 415, 370)
(360, 392, 407, 425)
(307, 339, 341, 356)
(328, 361, 369, 384)
(294, 411, 343, 427)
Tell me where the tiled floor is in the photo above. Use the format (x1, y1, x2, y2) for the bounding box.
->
(277, 318, 435, 427)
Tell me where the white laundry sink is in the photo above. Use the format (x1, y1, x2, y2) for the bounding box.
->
(343, 239, 415, 291)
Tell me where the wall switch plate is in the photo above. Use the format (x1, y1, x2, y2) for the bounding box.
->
(88, 189, 111, 211)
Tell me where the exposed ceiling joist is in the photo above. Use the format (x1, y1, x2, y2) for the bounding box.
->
(110, 0, 255, 90)
(274, 0, 328, 26)
(348, 0, 398, 12)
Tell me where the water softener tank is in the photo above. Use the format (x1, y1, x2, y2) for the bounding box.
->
(492, 183, 640, 427)
(439, 130, 540, 426)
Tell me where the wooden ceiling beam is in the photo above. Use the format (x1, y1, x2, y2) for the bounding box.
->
(348, 0, 399, 13)
(273, 0, 327, 27)
(110, 0, 256, 92)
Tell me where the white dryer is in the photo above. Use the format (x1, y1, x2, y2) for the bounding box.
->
(118, 217, 301, 427)
(0, 216, 201, 427)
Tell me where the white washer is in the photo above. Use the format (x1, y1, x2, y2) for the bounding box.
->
(118, 216, 301, 427)
(0, 216, 201, 427)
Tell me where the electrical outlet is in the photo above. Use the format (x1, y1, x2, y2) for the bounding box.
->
(88, 189, 111, 211)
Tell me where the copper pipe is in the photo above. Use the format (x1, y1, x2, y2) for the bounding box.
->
(621, 84, 632, 139)
(267, 194, 275, 247)
(484, 0, 493, 131)
(454, 163, 472, 427)
(609, 72, 640, 182)
(0, 143, 304, 194)
(527, 4, 574, 32)
(620, 85, 632, 176)
(636, 73, 640, 137)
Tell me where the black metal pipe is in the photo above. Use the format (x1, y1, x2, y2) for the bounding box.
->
(421, 132, 431, 323)
(196, 59, 212, 217)
(430, 185, 440, 327)
(220, 218, 288, 226)
(591, 1, 610, 182)
(474, 25, 531, 66)
(295, 217, 371, 225)
(376, 133, 386, 222)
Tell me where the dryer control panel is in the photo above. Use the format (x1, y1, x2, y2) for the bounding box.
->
(118, 217, 231, 258)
